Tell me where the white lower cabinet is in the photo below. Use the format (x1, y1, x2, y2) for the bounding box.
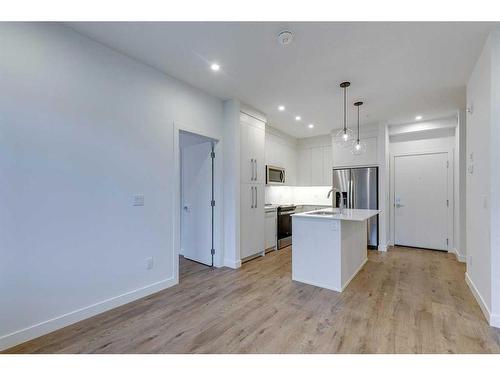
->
(265, 209, 277, 250)
(240, 184, 265, 260)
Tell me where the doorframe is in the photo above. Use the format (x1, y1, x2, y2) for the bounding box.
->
(173, 122, 223, 284)
(390, 150, 454, 250)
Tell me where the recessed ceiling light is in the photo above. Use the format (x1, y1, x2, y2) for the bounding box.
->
(210, 63, 220, 71)
(278, 105, 285, 111)
(415, 115, 422, 120)
(308, 124, 314, 129)
(295, 116, 301, 121)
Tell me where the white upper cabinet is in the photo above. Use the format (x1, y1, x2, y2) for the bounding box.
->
(297, 145, 333, 186)
(253, 125, 265, 185)
(297, 148, 312, 186)
(310, 147, 324, 185)
(323, 145, 333, 185)
(240, 113, 265, 184)
(333, 136, 378, 168)
(265, 129, 297, 186)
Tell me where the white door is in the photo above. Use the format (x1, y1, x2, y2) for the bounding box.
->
(181, 141, 213, 265)
(394, 152, 449, 251)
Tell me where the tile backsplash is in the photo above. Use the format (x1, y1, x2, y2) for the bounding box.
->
(265, 186, 332, 206)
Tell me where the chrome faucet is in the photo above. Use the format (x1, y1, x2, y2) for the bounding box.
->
(327, 188, 344, 214)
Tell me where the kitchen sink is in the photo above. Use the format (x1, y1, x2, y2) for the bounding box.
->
(305, 210, 336, 216)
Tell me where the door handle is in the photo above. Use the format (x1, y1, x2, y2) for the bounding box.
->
(395, 203, 405, 208)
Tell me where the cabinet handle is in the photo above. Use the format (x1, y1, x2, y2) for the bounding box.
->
(255, 159, 257, 181)
(251, 186, 254, 208)
(250, 159, 254, 181)
(255, 186, 258, 208)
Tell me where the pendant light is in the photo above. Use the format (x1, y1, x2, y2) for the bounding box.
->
(334, 81, 354, 148)
(351, 101, 367, 155)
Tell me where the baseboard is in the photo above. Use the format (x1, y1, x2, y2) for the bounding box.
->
(0, 277, 176, 352)
(465, 272, 491, 324)
(223, 258, 241, 269)
(292, 276, 341, 292)
(341, 258, 368, 291)
(449, 248, 466, 263)
(378, 240, 390, 252)
(491, 313, 500, 328)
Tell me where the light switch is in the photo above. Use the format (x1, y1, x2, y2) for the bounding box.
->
(331, 221, 339, 231)
(145, 257, 154, 270)
(133, 194, 145, 206)
(482, 195, 488, 209)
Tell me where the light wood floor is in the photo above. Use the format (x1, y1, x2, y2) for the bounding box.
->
(4, 247, 500, 353)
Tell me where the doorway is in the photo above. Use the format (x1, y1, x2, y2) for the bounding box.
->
(393, 152, 450, 251)
(179, 130, 217, 271)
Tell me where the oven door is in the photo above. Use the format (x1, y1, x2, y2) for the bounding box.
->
(266, 166, 285, 185)
(277, 210, 294, 249)
(278, 211, 294, 239)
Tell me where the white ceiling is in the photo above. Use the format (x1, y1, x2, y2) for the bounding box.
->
(67, 22, 497, 138)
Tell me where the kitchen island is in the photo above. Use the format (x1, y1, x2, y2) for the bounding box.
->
(291, 208, 379, 292)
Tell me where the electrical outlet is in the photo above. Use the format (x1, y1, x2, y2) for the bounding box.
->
(145, 257, 154, 270)
(133, 194, 145, 206)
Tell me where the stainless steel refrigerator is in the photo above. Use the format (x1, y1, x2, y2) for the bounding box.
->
(332, 167, 379, 248)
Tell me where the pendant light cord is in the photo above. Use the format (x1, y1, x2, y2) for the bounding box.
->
(357, 104, 360, 143)
(343, 86, 347, 133)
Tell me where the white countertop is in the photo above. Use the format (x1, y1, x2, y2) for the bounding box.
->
(292, 208, 380, 221)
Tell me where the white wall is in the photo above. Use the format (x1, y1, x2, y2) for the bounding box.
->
(466, 29, 500, 327)
(490, 30, 500, 328)
(0, 22, 225, 349)
(466, 34, 493, 323)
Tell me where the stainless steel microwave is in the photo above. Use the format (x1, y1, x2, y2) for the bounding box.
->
(266, 165, 286, 185)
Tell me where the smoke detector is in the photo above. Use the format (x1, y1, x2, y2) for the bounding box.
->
(278, 30, 294, 46)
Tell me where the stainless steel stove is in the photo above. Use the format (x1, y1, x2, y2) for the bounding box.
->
(277, 205, 296, 249)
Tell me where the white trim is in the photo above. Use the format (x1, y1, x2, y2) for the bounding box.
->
(292, 276, 341, 292)
(223, 258, 241, 269)
(465, 272, 491, 324)
(0, 277, 176, 352)
(378, 240, 391, 252)
(449, 247, 466, 262)
(491, 314, 500, 328)
(341, 258, 368, 291)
